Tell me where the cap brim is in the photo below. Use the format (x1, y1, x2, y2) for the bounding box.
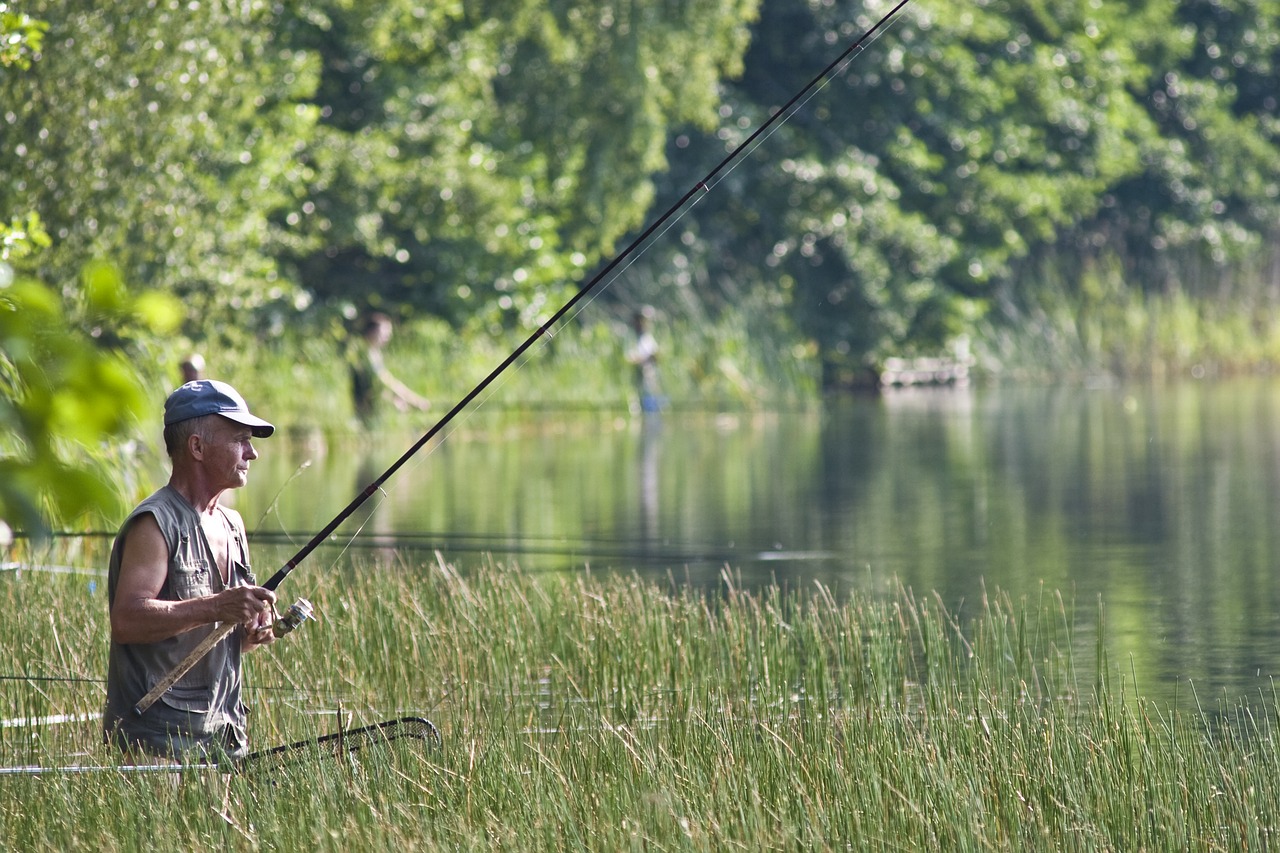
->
(221, 412, 275, 438)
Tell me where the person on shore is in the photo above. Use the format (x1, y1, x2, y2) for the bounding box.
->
(179, 354, 205, 383)
(102, 380, 278, 762)
(348, 312, 431, 426)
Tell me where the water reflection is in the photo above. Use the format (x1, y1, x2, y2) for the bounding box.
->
(639, 413, 661, 545)
(351, 452, 398, 566)
(240, 379, 1280, 711)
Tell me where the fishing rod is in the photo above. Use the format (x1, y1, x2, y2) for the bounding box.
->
(134, 0, 915, 716)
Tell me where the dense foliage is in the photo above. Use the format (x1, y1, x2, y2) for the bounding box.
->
(5, 0, 1278, 360)
(3, 0, 321, 340)
(631, 0, 1280, 383)
(286, 0, 758, 333)
(3, 0, 1280, 527)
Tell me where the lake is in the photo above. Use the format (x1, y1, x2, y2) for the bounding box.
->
(236, 377, 1280, 714)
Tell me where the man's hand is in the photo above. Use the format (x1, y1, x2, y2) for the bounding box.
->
(220, 584, 277, 625)
(111, 513, 278, 645)
(217, 584, 278, 650)
(242, 602, 278, 650)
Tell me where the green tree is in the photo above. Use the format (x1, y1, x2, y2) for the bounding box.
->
(0, 0, 322, 340)
(988, 0, 1280, 374)
(623, 0, 1280, 385)
(1, 7, 184, 538)
(629, 0, 1170, 384)
(285, 0, 760, 333)
(1071, 0, 1280, 284)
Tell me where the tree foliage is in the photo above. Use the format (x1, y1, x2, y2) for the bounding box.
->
(0, 261, 182, 536)
(4, 1, 1278, 372)
(0, 2, 44, 69)
(1, 0, 321, 340)
(286, 0, 759, 332)
(627, 0, 1280, 384)
(1082, 0, 1280, 279)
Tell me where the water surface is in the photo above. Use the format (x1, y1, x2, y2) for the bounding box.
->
(240, 378, 1280, 712)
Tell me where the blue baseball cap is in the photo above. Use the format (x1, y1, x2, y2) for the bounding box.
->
(163, 380, 275, 438)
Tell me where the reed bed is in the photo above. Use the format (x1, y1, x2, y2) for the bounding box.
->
(3, 547, 1280, 850)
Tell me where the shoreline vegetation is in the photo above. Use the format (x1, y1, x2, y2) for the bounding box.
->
(210, 275, 1280, 435)
(3, 549, 1278, 850)
(8, 276, 1280, 549)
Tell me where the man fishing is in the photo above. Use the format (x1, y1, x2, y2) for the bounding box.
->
(348, 311, 431, 427)
(102, 380, 278, 762)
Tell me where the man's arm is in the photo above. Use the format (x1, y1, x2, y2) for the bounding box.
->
(383, 374, 432, 411)
(110, 513, 276, 645)
(374, 361, 431, 411)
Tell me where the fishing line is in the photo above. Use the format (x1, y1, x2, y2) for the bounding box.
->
(0, 673, 347, 701)
(0, 561, 105, 576)
(248, 530, 838, 569)
(0, 674, 104, 685)
(134, 0, 918, 711)
(252, 459, 314, 543)
(317, 482, 392, 570)
(0, 714, 442, 775)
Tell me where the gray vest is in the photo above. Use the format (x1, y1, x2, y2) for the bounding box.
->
(102, 485, 254, 759)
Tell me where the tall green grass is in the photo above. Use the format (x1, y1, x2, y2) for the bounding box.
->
(978, 249, 1280, 382)
(2, 544, 1279, 850)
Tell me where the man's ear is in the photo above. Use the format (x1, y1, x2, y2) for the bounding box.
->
(187, 432, 204, 460)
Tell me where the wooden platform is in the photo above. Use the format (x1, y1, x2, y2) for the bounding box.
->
(879, 355, 974, 387)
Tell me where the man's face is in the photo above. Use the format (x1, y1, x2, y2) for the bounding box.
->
(202, 417, 259, 489)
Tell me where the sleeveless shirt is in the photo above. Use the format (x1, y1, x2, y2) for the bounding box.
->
(102, 484, 254, 760)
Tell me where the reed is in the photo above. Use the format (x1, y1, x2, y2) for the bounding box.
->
(2, 544, 1279, 850)
(978, 249, 1280, 382)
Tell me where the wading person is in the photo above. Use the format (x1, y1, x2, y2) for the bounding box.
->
(103, 380, 278, 762)
(348, 312, 431, 427)
(625, 306, 665, 414)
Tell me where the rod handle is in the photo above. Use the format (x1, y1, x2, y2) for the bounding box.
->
(132, 622, 237, 716)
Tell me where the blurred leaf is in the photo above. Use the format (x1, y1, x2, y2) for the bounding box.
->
(0, 4, 46, 70)
(1, 266, 172, 533)
(132, 291, 184, 334)
(81, 260, 127, 314)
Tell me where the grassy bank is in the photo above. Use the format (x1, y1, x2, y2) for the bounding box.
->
(3, 545, 1279, 850)
(978, 251, 1280, 383)
(206, 310, 820, 434)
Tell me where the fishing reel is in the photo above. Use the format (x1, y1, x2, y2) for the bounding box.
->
(272, 598, 314, 638)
